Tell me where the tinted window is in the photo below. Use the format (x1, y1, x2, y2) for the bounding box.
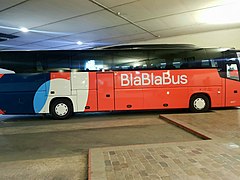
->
(205, 49, 226, 77)
(0, 52, 37, 73)
(148, 48, 208, 69)
(113, 50, 148, 70)
(39, 51, 70, 72)
(71, 51, 113, 71)
(0, 48, 226, 74)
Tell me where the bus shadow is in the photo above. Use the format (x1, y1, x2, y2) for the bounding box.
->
(1, 107, 238, 123)
(0, 115, 46, 123)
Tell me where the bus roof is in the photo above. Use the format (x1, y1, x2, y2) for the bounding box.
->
(101, 44, 198, 50)
(0, 44, 236, 53)
(0, 44, 200, 53)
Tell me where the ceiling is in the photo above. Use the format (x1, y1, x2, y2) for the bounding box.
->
(0, 0, 240, 50)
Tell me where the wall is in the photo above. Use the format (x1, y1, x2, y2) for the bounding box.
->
(137, 27, 240, 49)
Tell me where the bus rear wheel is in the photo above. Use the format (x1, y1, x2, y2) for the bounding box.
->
(190, 94, 210, 113)
(50, 99, 73, 120)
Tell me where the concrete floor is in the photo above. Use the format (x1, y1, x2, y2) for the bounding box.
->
(0, 111, 199, 180)
(162, 108, 240, 143)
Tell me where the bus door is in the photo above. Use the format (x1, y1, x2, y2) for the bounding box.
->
(97, 72, 114, 111)
(225, 60, 240, 106)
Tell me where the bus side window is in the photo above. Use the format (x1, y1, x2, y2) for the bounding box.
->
(36, 61, 43, 72)
(165, 64, 176, 69)
(211, 59, 226, 78)
(226, 63, 239, 81)
(180, 63, 189, 69)
(201, 59, 211, 67)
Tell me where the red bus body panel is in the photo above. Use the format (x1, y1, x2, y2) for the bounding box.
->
(81, 69, 240, 112)
(115, 89, 144, 110)
(113, 69, 224, 110)
(97, 73, 115, 111)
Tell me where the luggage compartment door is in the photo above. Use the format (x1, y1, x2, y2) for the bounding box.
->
(97, 73, 114, 111)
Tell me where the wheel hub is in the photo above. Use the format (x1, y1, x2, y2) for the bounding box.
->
(55, 103, 68, 116)
(193, 98, 206, 110)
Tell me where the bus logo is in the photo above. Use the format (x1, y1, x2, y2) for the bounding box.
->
(120, 71, 188, 86)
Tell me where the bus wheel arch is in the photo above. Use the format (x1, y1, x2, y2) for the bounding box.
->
(189, 93, 211, 113)
(50, 97, 73, 120)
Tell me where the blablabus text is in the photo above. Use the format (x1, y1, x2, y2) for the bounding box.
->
(120, 71, 188, 87)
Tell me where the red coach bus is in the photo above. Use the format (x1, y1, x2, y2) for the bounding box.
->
(0, 44, 240, 119)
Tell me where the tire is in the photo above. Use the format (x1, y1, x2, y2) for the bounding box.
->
(50, 99, 73, 120)
(189, 94, 210, 113)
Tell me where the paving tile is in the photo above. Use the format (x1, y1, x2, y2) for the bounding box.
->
(89, 140, 240, 180)
(159, 161, 169, 168)
(104, 160, 111, 166)
(149, 174, 160, 179)
(109, 151, 115, 155)
(160, 176, 171, 180)
(124, 174, 133, 180)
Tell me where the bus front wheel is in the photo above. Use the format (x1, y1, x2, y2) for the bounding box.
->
(190, 94, 210, 113)
(50, 98, 73, 120)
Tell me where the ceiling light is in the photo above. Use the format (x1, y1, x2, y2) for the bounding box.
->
(20, 27, 29, 32)
(77, 41, 83, 45)
(197, 1, 240, 24)
(133, 63, 141, 67)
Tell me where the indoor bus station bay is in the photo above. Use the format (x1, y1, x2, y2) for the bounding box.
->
(1, 1, 240, 180)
